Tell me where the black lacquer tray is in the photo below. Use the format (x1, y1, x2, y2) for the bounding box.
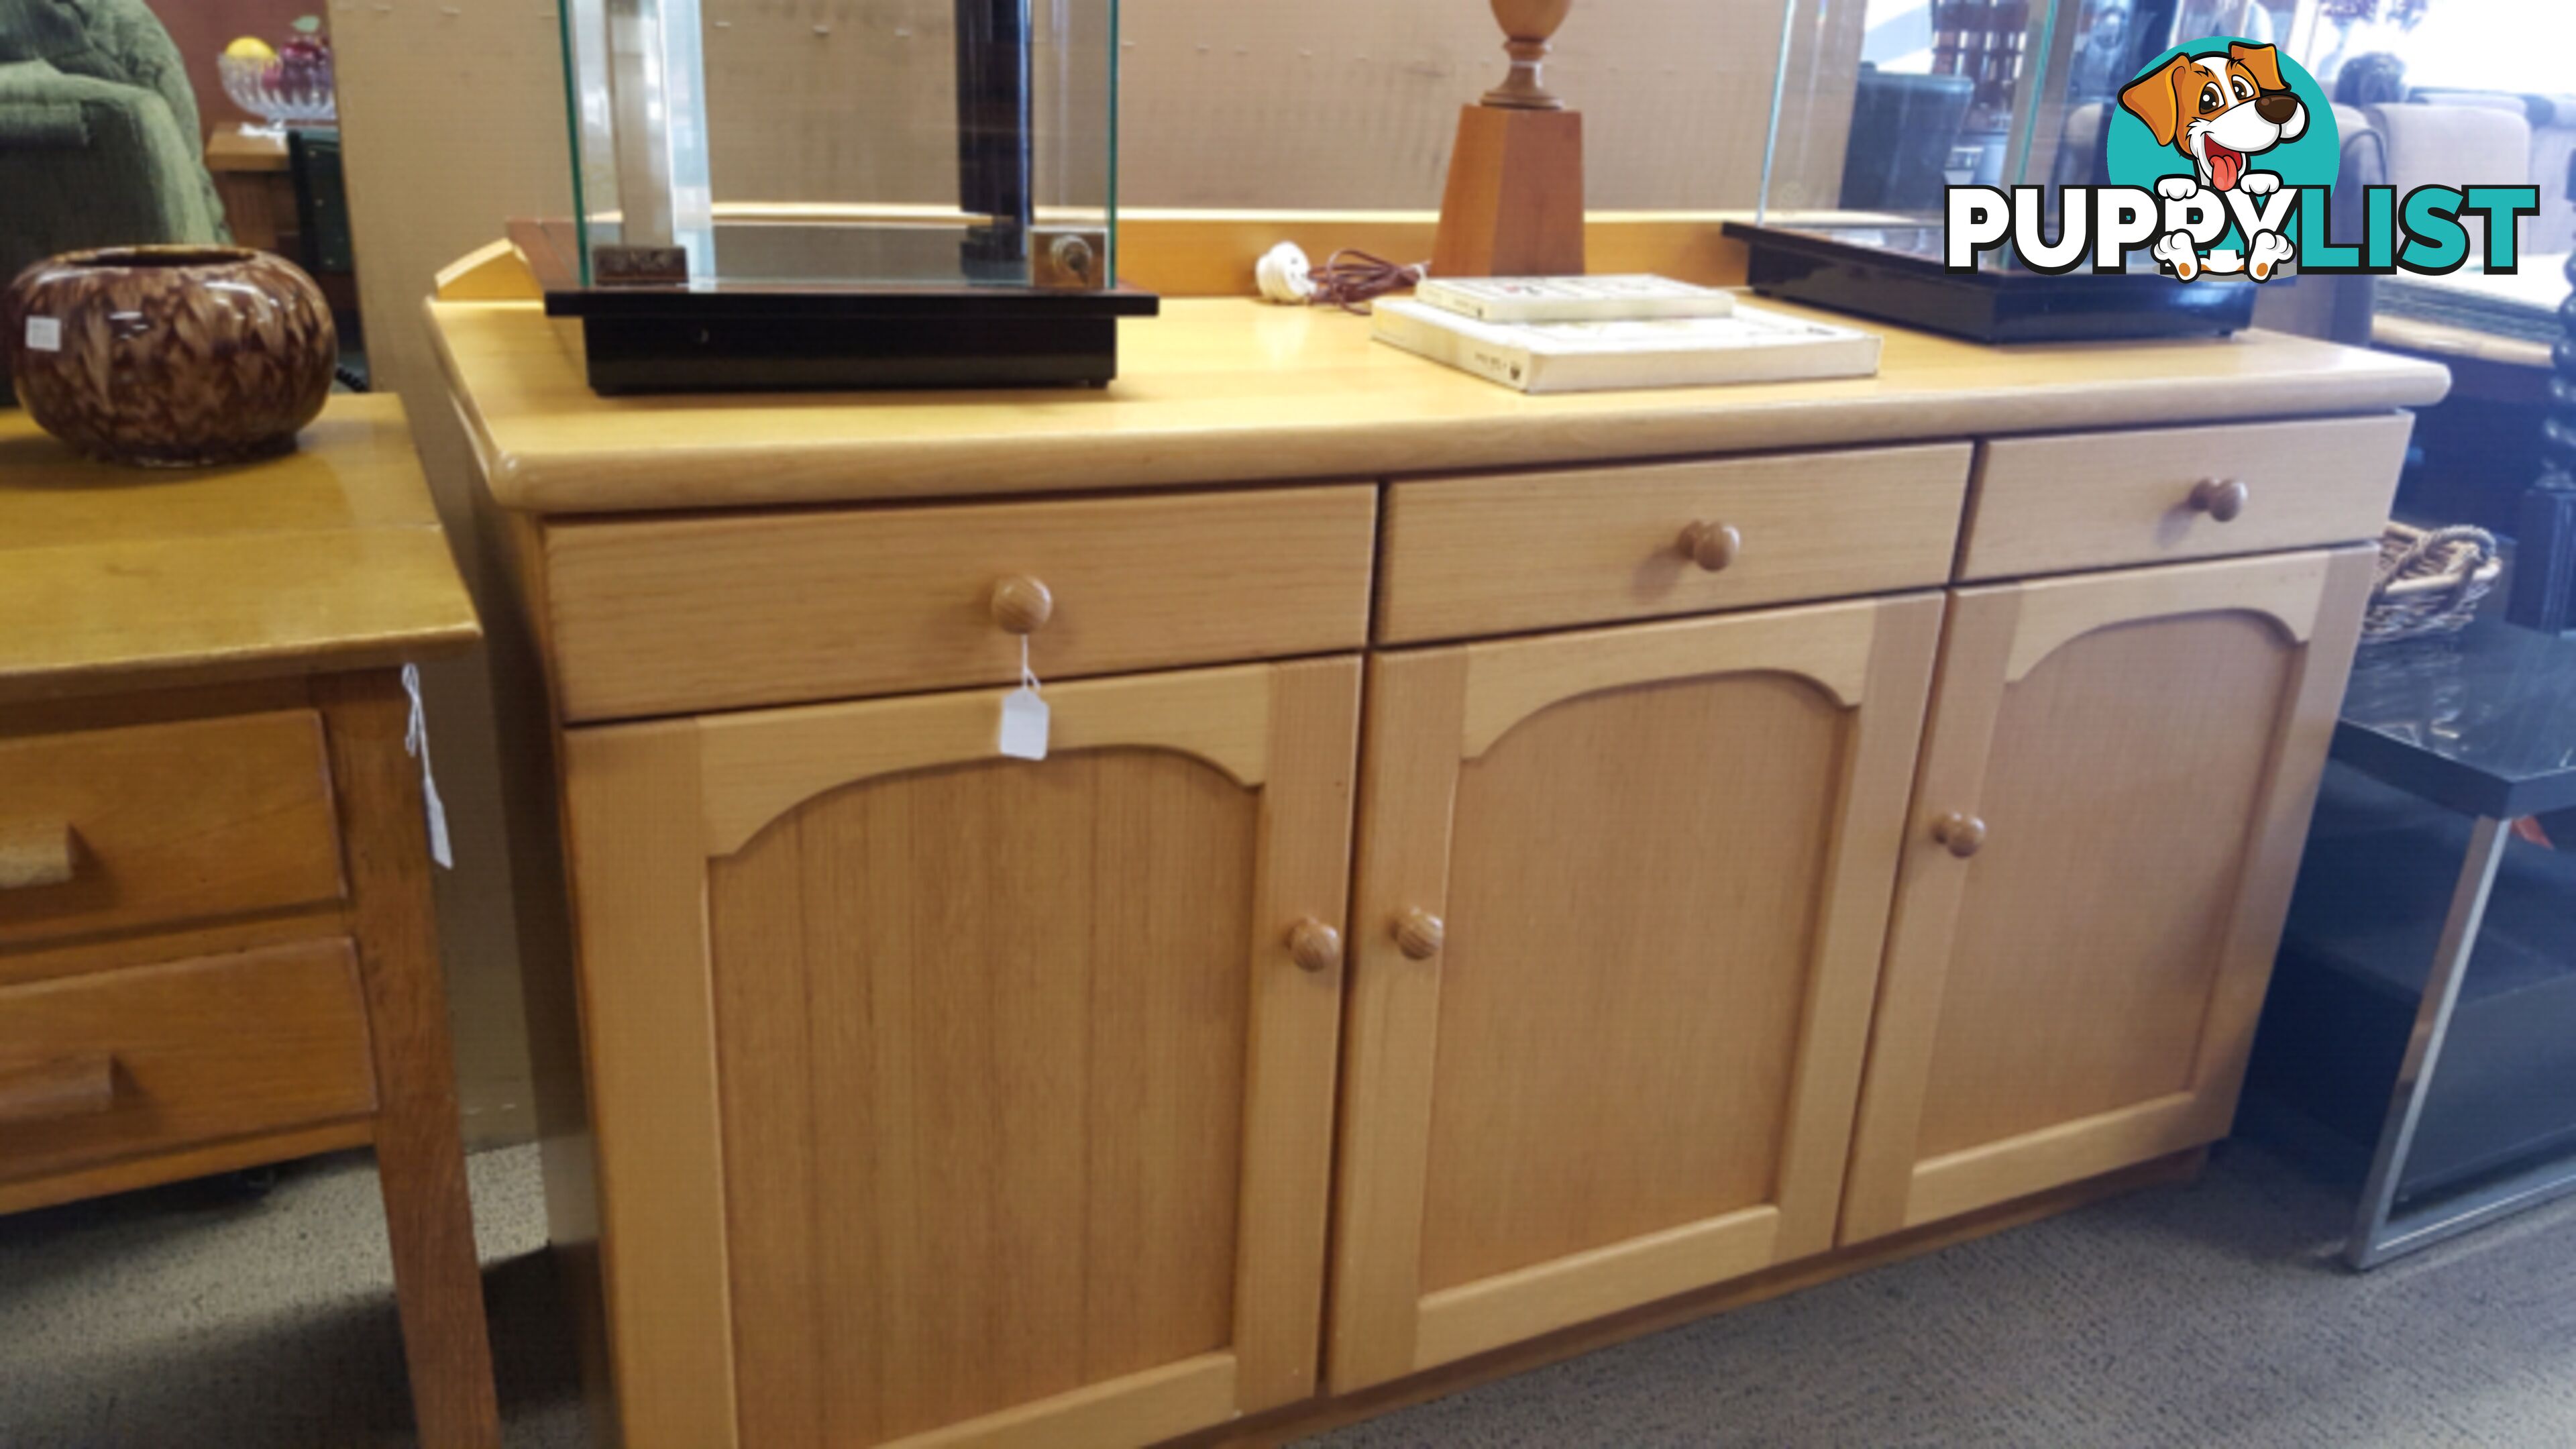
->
(1725, 221, 2259, 343)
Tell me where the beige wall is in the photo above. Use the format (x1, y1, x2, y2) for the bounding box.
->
(1122, 1, 1860, 210)
(328, 0, 1862, 1146)
(333, 0, 576, 1146)
(695, 1, 1861, 212)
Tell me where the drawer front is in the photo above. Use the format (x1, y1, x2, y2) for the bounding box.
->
(1374, 445, 1972, 644)
(0, 712, 345, 951)
(543, 486, 1379, 720)
(1959, 414, 2412, 581)
(0, 939, 376, 1184)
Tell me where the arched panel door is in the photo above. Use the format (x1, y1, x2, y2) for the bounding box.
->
(560, 659, 1359, 1449)
(1840, 547, 2376, 1243)
(1328, 594, 1943, 1390)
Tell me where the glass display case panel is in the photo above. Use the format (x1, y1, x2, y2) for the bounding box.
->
(1110, 2, 1804, 214)
(1756, 0, 2341, 229)
(555, 0, 1118, 292)
(1738, 0, 2361, 341)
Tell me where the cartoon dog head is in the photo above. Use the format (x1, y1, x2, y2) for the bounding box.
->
(2118, 43, 2307, 192)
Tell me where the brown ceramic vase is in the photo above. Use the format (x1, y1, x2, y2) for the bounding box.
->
(3, 245, 336, 467)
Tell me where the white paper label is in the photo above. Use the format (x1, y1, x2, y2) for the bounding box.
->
(421, 764, 454, 869)
(23, 317, 60, 352)
(998, 686, 1051, 760)
(402, 663, 455, 869)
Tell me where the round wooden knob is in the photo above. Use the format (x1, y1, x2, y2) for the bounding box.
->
(1391, 908, 1445, 961)
(1677, 521, 1743, 572)
(1931, 812, 1988, 859)
(2190, 479, 2249, 523)
(989, 575, 1054, 634)
(1284, 918, 1342, 973)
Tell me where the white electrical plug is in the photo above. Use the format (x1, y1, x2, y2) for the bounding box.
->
(1255, 241, 1318, 305)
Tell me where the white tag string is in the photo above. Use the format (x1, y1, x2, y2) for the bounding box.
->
(400, 663, 455, 869)
(998, 637, 1050, 761)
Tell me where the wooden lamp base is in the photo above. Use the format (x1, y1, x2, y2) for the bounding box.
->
(1432, 104, 1586, 278)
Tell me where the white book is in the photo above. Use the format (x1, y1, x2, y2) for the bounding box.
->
(1371, 298, 1881, 394)
(1411, 274, 1737, 323)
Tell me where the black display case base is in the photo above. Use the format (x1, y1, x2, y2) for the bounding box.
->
(1725, 222, 2259, 344)
(513, 218, 1159, 396)
(556, 302, 1152, 396)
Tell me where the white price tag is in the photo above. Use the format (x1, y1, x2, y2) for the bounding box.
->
(23, 316, 60, 352)
(998, 635, 1051, 760)
(401, 664, 455, 869)
(998, 686, 1050, 760)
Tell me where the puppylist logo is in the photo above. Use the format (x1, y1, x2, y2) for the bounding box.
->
(1946, 39, 2540, 282)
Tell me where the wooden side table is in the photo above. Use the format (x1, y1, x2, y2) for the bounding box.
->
(0, 396, 495, 1447)
(205, 121, 296, 255)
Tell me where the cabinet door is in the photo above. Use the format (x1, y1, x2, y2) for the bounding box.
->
(561, 659, 1359, 1449)
(1841, 547, 2375, 1242)
(1329, 595, 1943, 1389)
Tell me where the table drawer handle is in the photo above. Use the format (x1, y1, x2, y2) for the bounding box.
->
(1677, 521, 1743, 572)
(989, 575, 1055, 635)
(2190, 478, 2249, 523)
(0, 1054, 115, 1125)
(0, 822, 74, 890)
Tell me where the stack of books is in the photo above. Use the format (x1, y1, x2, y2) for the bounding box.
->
(1371, 274, 1882, 394)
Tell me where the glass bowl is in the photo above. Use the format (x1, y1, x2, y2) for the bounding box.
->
(219, 51, 336, 133)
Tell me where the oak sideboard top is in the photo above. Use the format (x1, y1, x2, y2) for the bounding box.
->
(0, 394, 480, 703)
(429, 288, 2451, 517)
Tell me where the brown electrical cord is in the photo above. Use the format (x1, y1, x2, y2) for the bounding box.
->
(1308, 249, 1428, 313)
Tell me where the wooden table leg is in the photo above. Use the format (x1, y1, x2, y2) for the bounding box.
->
(317, 669, 502, 1449)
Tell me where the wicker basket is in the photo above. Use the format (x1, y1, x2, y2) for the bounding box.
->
(2363, 522, 2501, 643)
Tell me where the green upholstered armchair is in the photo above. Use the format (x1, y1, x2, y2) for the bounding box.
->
(0, 0, 230, 288)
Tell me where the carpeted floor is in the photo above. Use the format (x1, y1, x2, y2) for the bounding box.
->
(3, 1140, 2574, 1447)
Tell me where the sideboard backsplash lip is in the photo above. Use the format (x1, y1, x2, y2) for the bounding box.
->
(429, 297, 2451, 518)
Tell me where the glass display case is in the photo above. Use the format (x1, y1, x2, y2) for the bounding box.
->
(1730, 0, 2350, 340)
(534, 0, 1155, 393)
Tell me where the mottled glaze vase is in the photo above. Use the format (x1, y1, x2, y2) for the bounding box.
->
(2, 246, 336, 467)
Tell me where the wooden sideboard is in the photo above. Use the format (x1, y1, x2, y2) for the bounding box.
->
(0, 398, 496, 1447)
(430, 254, 2449, 1449)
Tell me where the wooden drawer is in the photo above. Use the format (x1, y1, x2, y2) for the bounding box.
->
(0, 711, 345, 951)
(1373, 445, 1972, 643)
(1958, 414, 2412, 581)
(0, 939, 376, 1184)
(542, 486, 1379, 720)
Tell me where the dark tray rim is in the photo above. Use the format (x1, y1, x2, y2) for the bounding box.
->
(511, 215, 1160, 320)
(1722, 219, 2264, 295)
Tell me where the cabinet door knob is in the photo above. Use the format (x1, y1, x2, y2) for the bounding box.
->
(1931, 812, 1988, 859)
(1284, 918, 1343, 973)
(1391, 908, 1446, 961)
(2189, 478, 2249, 523)
(989, 575, 1055, 634)
(1676, 521, 1743, 572)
